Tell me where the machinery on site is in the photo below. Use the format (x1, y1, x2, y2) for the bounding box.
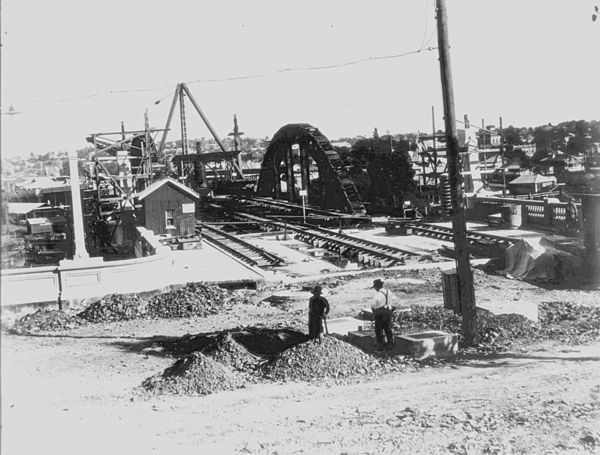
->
(23, 206, 73, 265)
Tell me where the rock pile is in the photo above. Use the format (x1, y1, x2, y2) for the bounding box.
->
(142, 352, 246, 396)
(398, 301, 600, 350)
(146, 282, 235, 318)
(396, 306, 537, 350)
(201, 333, 263, 375)
(476, 311, 538, 348)
(11, 309, 86, 334)
(539, 301, 600, 344)
(75, 283, 244, 324)
(77, 294, 149, 323)
(262, 336, 379, 382)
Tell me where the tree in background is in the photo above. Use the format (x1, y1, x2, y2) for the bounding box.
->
(342, 136, 417, 208)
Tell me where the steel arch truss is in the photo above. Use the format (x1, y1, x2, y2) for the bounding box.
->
(256, 124, 365, 214)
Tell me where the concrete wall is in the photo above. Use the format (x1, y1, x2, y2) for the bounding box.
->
(1, 265, 60, 306)
(0, 227, 172, 310)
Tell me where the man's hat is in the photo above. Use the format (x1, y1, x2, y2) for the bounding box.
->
(372, 279, 383, 288)
(312, 285, 322, 294)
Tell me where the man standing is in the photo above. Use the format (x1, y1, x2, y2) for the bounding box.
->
(371, 279, 396, 350)
(308, 285, 330, 339)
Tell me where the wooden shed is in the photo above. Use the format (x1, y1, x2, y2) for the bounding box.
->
(136, 178, 199, 236)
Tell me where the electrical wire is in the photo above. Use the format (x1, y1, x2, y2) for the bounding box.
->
(27, 46, 437, 105)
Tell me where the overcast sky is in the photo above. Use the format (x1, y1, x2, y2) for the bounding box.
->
(1, 0, 598, 158)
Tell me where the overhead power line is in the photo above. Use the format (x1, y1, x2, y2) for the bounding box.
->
(27, 46, 437, 105)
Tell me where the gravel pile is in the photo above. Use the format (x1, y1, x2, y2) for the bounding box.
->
(538, 301, 600, 344)
(74, 283, 246, 324)
(142, 352, 246, 396)
(11, 309, 87, 334)
(398, 301, 600, 350)
(77, 294, 149, 323)
(397, 306, 538, 350)
(262, 336, 379, 382)
(201, 333, 263, 374)
(146, 283, 236, 318)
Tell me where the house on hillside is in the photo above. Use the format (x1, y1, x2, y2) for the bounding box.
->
(136, 178, 199, 236)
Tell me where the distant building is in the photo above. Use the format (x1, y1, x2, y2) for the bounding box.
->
(508, 173, 557, 195)
(136, 178, 199, 236)
(585, 143, 600, 171)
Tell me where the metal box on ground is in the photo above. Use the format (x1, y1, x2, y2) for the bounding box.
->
(396, 330, 458, 359)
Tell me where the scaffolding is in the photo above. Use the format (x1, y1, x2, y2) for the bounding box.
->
(85, 113, 163, 252)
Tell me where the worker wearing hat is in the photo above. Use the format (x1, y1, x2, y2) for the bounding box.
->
(308, 285, 330, 339)
(371, 279, 396, 350)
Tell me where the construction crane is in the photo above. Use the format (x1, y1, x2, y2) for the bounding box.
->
(157, 83, 244, 182)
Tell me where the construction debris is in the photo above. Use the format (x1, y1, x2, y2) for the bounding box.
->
(397, 301, 600, 351)
(201, 333, 263, 375)
(10, 309, 87, 334)
(142, 352, 246, 396)
(146, 282, 237, 319)
(77, 294, 149, 323)
(74, 283, 248, 324)
(262, 336, 380, 382)
(538, 301, 600, 344)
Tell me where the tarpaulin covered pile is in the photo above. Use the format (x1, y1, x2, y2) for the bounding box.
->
(502, 238, 582, 281)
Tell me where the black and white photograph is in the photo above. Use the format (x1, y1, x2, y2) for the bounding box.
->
(1, 1, 599, 453)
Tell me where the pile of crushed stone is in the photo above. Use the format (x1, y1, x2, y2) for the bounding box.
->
(396, 306, 537, 350)
(200, 333, 263, 374)
(75, 282, 246, 324)
(146, 282, 236, 318)
(538, 301, 600, 344)
(397, 301, 600, 350)
(142, 352, 246, 396)
(11, 309, 87, 334)
(262, 336, 380, 382)
(77, 294, 149, 323)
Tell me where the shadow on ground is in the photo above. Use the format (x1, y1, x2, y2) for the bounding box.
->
(109, 327, 308, 359)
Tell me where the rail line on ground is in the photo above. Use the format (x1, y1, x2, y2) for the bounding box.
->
(197, 222, 285, 268)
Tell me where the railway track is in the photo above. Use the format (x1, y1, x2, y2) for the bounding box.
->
(233, 213, 416, 267)
(406, 222, 517, 248)
(197, 222, 285, 268)
(221, 196, 369, 227)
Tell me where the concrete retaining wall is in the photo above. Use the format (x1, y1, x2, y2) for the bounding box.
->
(1, 266, 60, 306)
(1, 227, 172, 310)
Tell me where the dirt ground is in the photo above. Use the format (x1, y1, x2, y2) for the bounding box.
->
(2, 268, 600, 455)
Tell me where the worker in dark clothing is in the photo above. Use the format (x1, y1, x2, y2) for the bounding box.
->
(371, 279, 396, 350)
(308, 285, 330, 339)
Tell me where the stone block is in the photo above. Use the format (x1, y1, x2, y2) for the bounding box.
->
(324, 317, 366, 336)
(396, 330, 458, 359)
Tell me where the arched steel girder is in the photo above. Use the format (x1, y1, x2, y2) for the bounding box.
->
(256, 123, 365, 214)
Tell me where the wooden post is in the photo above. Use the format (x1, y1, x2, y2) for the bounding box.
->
(436, 0, 478, 345)
(500, 116, 506, 196)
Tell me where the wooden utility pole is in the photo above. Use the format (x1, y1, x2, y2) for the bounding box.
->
(432, 106, 438, 199)
(435, 0, 478, 345)
(500, 116, 506, 196)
